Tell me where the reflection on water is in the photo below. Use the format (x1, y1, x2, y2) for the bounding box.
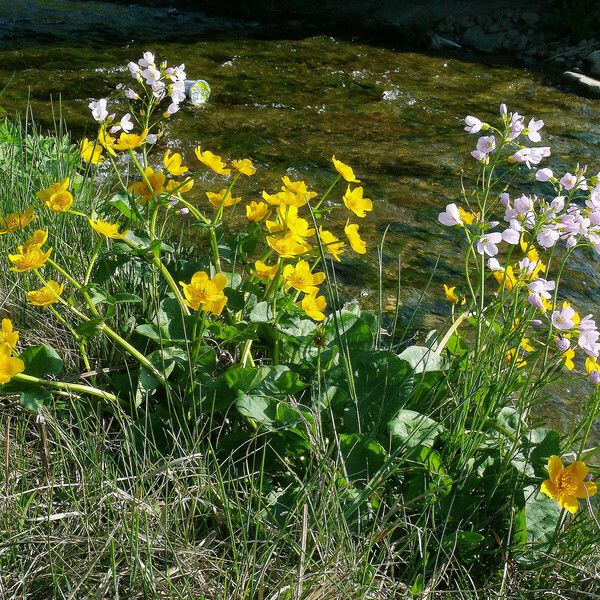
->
(1, 32, 599, 437)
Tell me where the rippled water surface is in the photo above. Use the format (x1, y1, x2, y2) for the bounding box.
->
(1, 17, 600, 434)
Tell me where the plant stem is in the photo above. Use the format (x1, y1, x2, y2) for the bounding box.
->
(13, 373, 118, 403)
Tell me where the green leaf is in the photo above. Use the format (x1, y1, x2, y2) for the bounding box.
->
(441, 531, 485, 555)
(250, 301, 274, 323)
(113, 293, 142, 304)
(20, 344, 63, 377)
(19, 386, 52, 411)
(339, 433, 386, 481)
(397, 345, 443, 373)
(74, 318, 103, 341)
(388, 409, 443, 448)
(236, 393, 278, 425)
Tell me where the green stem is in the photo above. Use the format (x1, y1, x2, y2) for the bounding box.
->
(314, 174, 341, 212)
(13, 373, 117, 403)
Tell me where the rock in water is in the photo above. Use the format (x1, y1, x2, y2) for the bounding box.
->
(563, 71, 600, 97)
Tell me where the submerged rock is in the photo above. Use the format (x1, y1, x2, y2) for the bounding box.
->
(563, 71, 600, 97)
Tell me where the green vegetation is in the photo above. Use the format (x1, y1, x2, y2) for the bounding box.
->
(0, 54, 598, 598)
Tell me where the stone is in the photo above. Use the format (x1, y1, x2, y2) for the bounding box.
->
(463, 25, 505, 53)
(521, 11, 540, 27)
(563, 71, 600, 97)
(585, 50, 600, 77)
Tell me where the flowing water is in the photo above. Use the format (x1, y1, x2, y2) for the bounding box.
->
(1, 1, 600, 436)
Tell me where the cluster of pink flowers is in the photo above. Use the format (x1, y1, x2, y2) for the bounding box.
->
(126, 52, 187, 116)
(88, 52, 187, 129)
(441, 103, 600, 381)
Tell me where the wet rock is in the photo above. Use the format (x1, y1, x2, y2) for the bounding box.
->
(585, 50, 600, 77)
(463, 25, 505, 53)
(563, 71, 600, 97)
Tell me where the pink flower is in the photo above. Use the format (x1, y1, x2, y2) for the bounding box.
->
(477, 136, 496, 154)
(138, 51, 155, 68)
(464, 116, 483, 134)
(499, 192, 510, 207)
(528, 278, 555, 299)
(124, 88, 139, 100)
(560, 172, 577, 190)
(551, 306, 578, 331)
(535, 168, 553, 182)
(502, 225, 520, 244)
(537, 226, 559, 249)
(127, 62, 141, 81)
(476, 232, 503, 256)
(109, 113, 133, 134)
(526, 118, 544, 143)
(510, 147, 551, 169)
(499, 103, 508, 116)
(514, 194, 533, 214)
(556, 337, 570, 352)
(471, 150, 489, 162)
(438, 204, 463, 227)
(590, 370, 600, 384)
(508, 112, 525, 140)
(579, 329, 600, 357)
(89, 98, 108, 122)
(488, 257, 503, 271)
(528, 293, 546, 311)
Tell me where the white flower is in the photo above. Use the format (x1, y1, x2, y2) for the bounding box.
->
(89, 98, 108, 122)
(464, 115, 483, 134)
(438, 203, 462, 227)
(476, 232, 503, 256)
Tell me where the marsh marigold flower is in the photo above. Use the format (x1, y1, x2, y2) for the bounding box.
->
(343, 186, 372, 218)
(0, 342, 24, 385)
(562, 348, 575, 371)
(80, 138, 104, 165)
(112, 129, 148, 152)
(267, 233, 312, 259)
(443, 284, 464, 305)
(282, 260, 325, 293)
(28, 280, 64, 306)
(0, 206, 35, 234)
(89, 219, 128, 239)
(246, 201, 269, 222)
(0, 319, 19, 348)
(165, 178, 194, 194)
(8, 244, 52, 272)
(344, 223, 366, 254)
(128, 167, 166, 202)
(22, 229, 49, 253)
(318, 228, 345, 261)
(194, 147, 231, 175)
(232, 158, 256, 176)
(332, 155, 360, 183)
(163, 150, 188, 176)
(301, 290, 327, 321)
(206, 189, 241, 209)
(179, 271, 228, 314)
(254, 260, 278, 281)
(37, 178, 73, 212)
(541, 455, 597, 514)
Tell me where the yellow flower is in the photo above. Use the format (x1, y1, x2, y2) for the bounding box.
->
(332, 155, 360, 183)
(319, 228, 345, 261)
(80, 138, 104, 165)
(505, 348, 527, 368)
(253, 260, 279, 281)
(179, 271, 228, 314)
(343, 186, 372, 218)
(0, 206, 35, 234)
(280, 176, 317, 206)
(246, 201, 269, 222)
(27, 280, 64, 306)
(98, 127, 117, 156)
(37, 179, 73, 212)
(267, 233, 312, 258)
(89, 218, 128, 239)
(47, 190, 74, 212)
(206, 189, 241, 209)
(22, 229, 49, 253)
(128, 167, 166, 202)
(0, 342, 25, 385)
(457, 207, 479, 225)
(165, 178, 194, 194)
(494, 266, 518, 291)
(37, 179, 69, 205)
(232, 158, 256, 176)
(0, 319, 19, 348)
(541, 455, 597, 514)
(520, 338, 534, 352)
(163, 150, 188, 176)
(111, 129, 148, 152)
(443, 284, 465, 305)
(562, 348, 575, 370)
(194, 147, 231, 175)
(8, 245, 52, 272)
(282, 260, 325, 293)
(266, 205, 314, 240)
(301, 291, 327, 321)
(344, 223, 366, 254)
(585, 356, 600, 375)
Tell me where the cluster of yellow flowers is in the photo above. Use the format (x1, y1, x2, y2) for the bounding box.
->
(0, 319, 24, 384)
